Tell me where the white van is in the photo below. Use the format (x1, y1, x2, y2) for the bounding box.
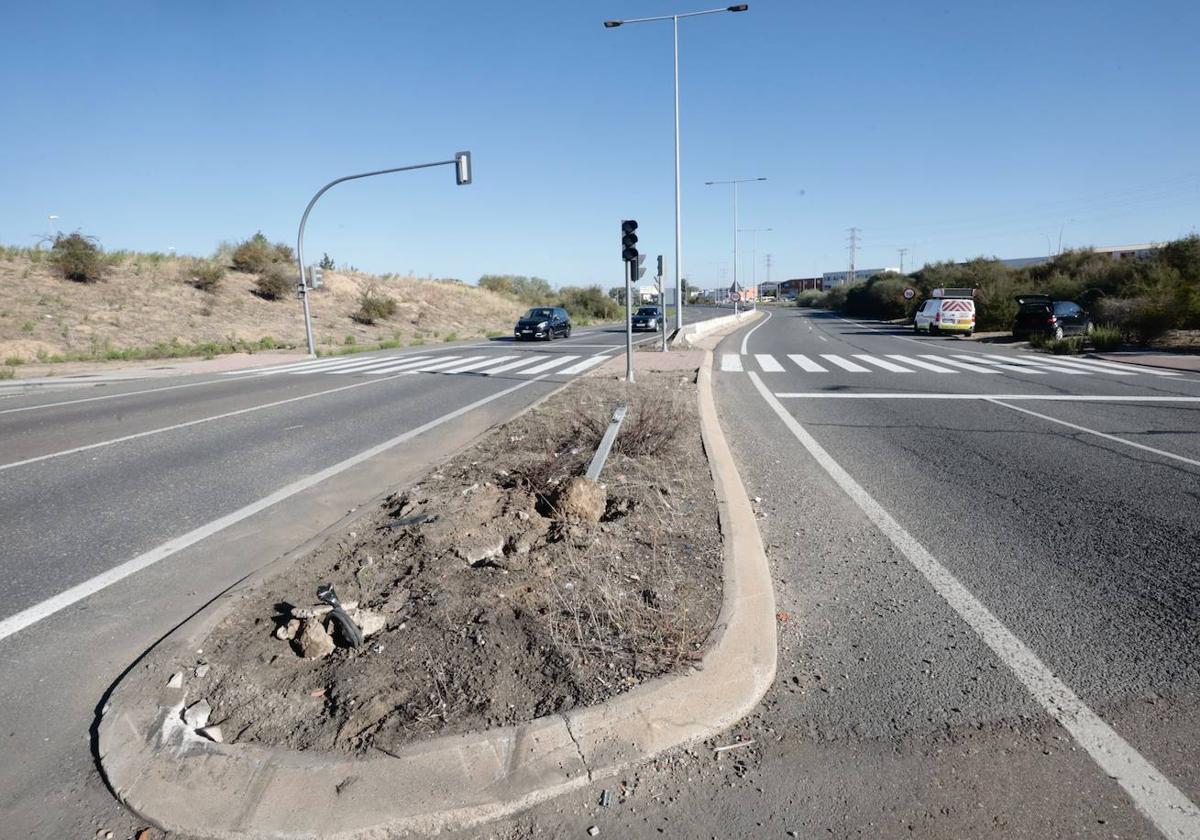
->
(913, 290, 976, 336)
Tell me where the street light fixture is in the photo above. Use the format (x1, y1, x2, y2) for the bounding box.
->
(295, 151, 473, 357)
(603, 4, 749, 333)
(705, 177, 766, 303)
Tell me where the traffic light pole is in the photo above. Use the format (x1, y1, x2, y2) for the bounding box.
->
(624, 258, 635, 383)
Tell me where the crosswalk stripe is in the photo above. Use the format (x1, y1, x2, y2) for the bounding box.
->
(973, 355, 1091, 375)
(440, 355, 516, 374)
(755, 354, 784, 372)
(821, 354, 871, 373)
(1033, 356, 1156, 376)
(721, 354, 744, 372)
(356, 355, 455, 375)
(480, 356, 548, 375)
(888, 354, 959, 373)
(306, 355, 433, 375)
(951, 355, 1046, 374)
(787, 354, 827, 372)
(557, 356, 610, 375)
(853, 354, 913, 373)
(520, 355, 580, 375)
(410, 356, 480, 373)
(921, 355, 998, 373)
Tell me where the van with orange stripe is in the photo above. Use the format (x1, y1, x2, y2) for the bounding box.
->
(913, 288, 976, 337)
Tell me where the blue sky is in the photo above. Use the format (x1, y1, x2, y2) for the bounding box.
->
(3, 0, 1198, 290)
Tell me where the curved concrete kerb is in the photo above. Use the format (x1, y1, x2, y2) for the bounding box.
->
(97, 351, 777, 839)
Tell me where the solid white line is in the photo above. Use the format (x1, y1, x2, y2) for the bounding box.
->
(557, 356, 610, 375)
(787, 354, 827, 373)
(953, 355, 1046, 374)
(479, 356, 547, 375)
(721, 354, 744, 372)
(771, 393, 1200, 401)
(755, 354, 784, 372)
(0, 352, 602, 643)
(746, 371, 1200, 837)
(820, 354, 871, 373)
(0, 372, 420, 473)
(520, 355, 579, 375)
(887, 355, 959, 373)
(739, 309, 772, 354)
(923, 355, 998, 374)
(439, 355, 516, 374)
(988, 399, 1200, 468)
(853, 354, 913, 373)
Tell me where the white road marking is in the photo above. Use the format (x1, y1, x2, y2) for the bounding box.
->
(479, 356, 548, 375)
(818, 335, 829, 342)
(439, 355, 516, 374)
(0, 377, 244, 416)
(0, 371, 419, 473)
(1024, 356, 1141, 376)
(721, 354, 744, 372)
(739, 309, 772, 354)
(787, 354, 828, 373)
(412, 356, 481, 373)
(556, 356, 611, 375)
(0, 345, 619, 643)
(821, 354, 871, 373)
(853, 354, 913, 373)
(971, 355, 1090, 375)
(301, 355, 436, 375)
(771, 392, 1200, 401)
(746, 371, 1200, 838)
(755, 354, 784, 372)
(922, 355, 999, 374)
(520, 355, 580, 375)
(988, 399, 1200, 468)
(355, 355, 452, 375)
(954, 355, 1046, 374)
(888, 355, 959, 373)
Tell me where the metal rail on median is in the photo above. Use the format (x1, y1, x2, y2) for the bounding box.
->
(585, 404, 628, 480)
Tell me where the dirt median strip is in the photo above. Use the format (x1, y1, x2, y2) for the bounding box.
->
(96, 351, 777, 839)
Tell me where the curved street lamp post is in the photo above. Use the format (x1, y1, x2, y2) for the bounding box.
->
(295, 152, 473, 357)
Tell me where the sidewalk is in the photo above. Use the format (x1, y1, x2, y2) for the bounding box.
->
(1088, 351, 1200, 373)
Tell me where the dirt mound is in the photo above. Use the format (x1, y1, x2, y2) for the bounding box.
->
(201, 372, 723, 755)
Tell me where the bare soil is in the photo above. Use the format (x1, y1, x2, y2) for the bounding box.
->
(0, 250, 523, 363)
(200, 371, 723, 755)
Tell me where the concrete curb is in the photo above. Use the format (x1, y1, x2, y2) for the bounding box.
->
(96, 352, 777, 838)
(671, 309, 762, 347)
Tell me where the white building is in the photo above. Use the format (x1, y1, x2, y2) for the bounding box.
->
(821, 267, 899, 289)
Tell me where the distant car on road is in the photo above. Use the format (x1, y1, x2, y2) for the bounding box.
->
(1012, 295, 1093, 340)
(514, 307, 571, 341)
(631, 306, 664, 332)
(913, 296, 976, 336)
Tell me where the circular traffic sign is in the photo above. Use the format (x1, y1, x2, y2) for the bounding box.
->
(729, 292, 742, 303)
(903, 287, 915, 300)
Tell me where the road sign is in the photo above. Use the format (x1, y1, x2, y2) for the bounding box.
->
(903, 287, 915, 300)
(729, 291, 742, 302)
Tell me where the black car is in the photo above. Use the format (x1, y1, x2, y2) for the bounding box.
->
(1012, 294, 1093, 340)
(514, 307, 571, 341)
(631, 305, 664, 332)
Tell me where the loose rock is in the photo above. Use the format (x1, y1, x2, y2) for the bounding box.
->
(166, 672, 184, 689)
(294, 619, 335, 659)
(198, 725, 224, 743)
(194, 663, 210, 678)
(183, 699, 212, 729)
(556, 477, 606, 523)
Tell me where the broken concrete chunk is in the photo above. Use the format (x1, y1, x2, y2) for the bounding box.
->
(292, 601, 356, 620)
(294, 619, 335, 659)
(555, 476, 606, 523)
(194, 663, 210, 679)
(274, 618, 302, 641)
(166, 672, 184, 689)
(198, 725, 223, 743)
(352, 609, 386, 638)
(587, 826, 600, 837)
(183, 699, 211, 729)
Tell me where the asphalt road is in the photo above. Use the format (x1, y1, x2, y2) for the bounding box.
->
(448, 307, 1200, 839)
(0, 309, 726, 839)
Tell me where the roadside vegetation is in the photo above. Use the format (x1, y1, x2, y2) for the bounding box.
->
(800, 234, 1200, 347)
(480, 273, 621, 323)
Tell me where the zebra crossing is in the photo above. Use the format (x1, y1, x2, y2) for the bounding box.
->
(227, 352, 612, 379)
(720, 351, 1180, 378)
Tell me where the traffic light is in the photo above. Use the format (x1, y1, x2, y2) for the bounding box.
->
(621, 219, 638, 261)
(636, 254, 646, 279)
(656, 254, 664, 278)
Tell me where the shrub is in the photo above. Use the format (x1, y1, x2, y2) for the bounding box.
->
(0, 366, 14, 380)
(3, 355, 23, 366)
(254, 263, 293, 300)
(794, 289, 823, 307)
(231, 232, 276, 274)
(1127, 297, 1176, 345)
(182, 258, 225, 292)
(352, 287, 398, 324)
(558, 285, 621, 321)
(1049, 337, 1084, 355)
(49, 232, 107, 283)
(319, 253, 335, 270)
(1089, 325, 1122, 351)
(443, 332, 459, 342)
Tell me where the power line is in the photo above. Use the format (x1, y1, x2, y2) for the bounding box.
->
(846, 227, 860, 285)
(898, 247, 908, 273)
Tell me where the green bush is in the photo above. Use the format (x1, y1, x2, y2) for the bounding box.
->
(1088, 324, 1122, 351)
(1127, 297, 1176, 345)
(352, 287, 398, 324)
(1049, 337, 1084, 355)
(0, 366, 14, 380)
(479, 274, 554, 304)
(232, 232, 292, 275)
(254, 263, 293, 300)
(557, 285, 621, 321)
(49, 232, 108, 283)
(182, 258, 225, 292)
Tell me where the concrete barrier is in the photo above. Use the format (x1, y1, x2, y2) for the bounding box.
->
(671, 309, 762, 347)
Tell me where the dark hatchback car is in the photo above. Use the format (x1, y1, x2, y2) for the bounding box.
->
(514, 306, 571, 341)
(1012, 294, 1093, 340)
(631, 305, 664, 331)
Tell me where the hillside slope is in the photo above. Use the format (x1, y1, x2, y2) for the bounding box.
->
(0, 249, 525, 364)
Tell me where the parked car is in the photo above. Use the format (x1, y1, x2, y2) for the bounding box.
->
(913, 296, 976, 336)
(1011, 295, 1093, 340)
(631, 305, 664, 332)
(514, 306, 571, 341)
